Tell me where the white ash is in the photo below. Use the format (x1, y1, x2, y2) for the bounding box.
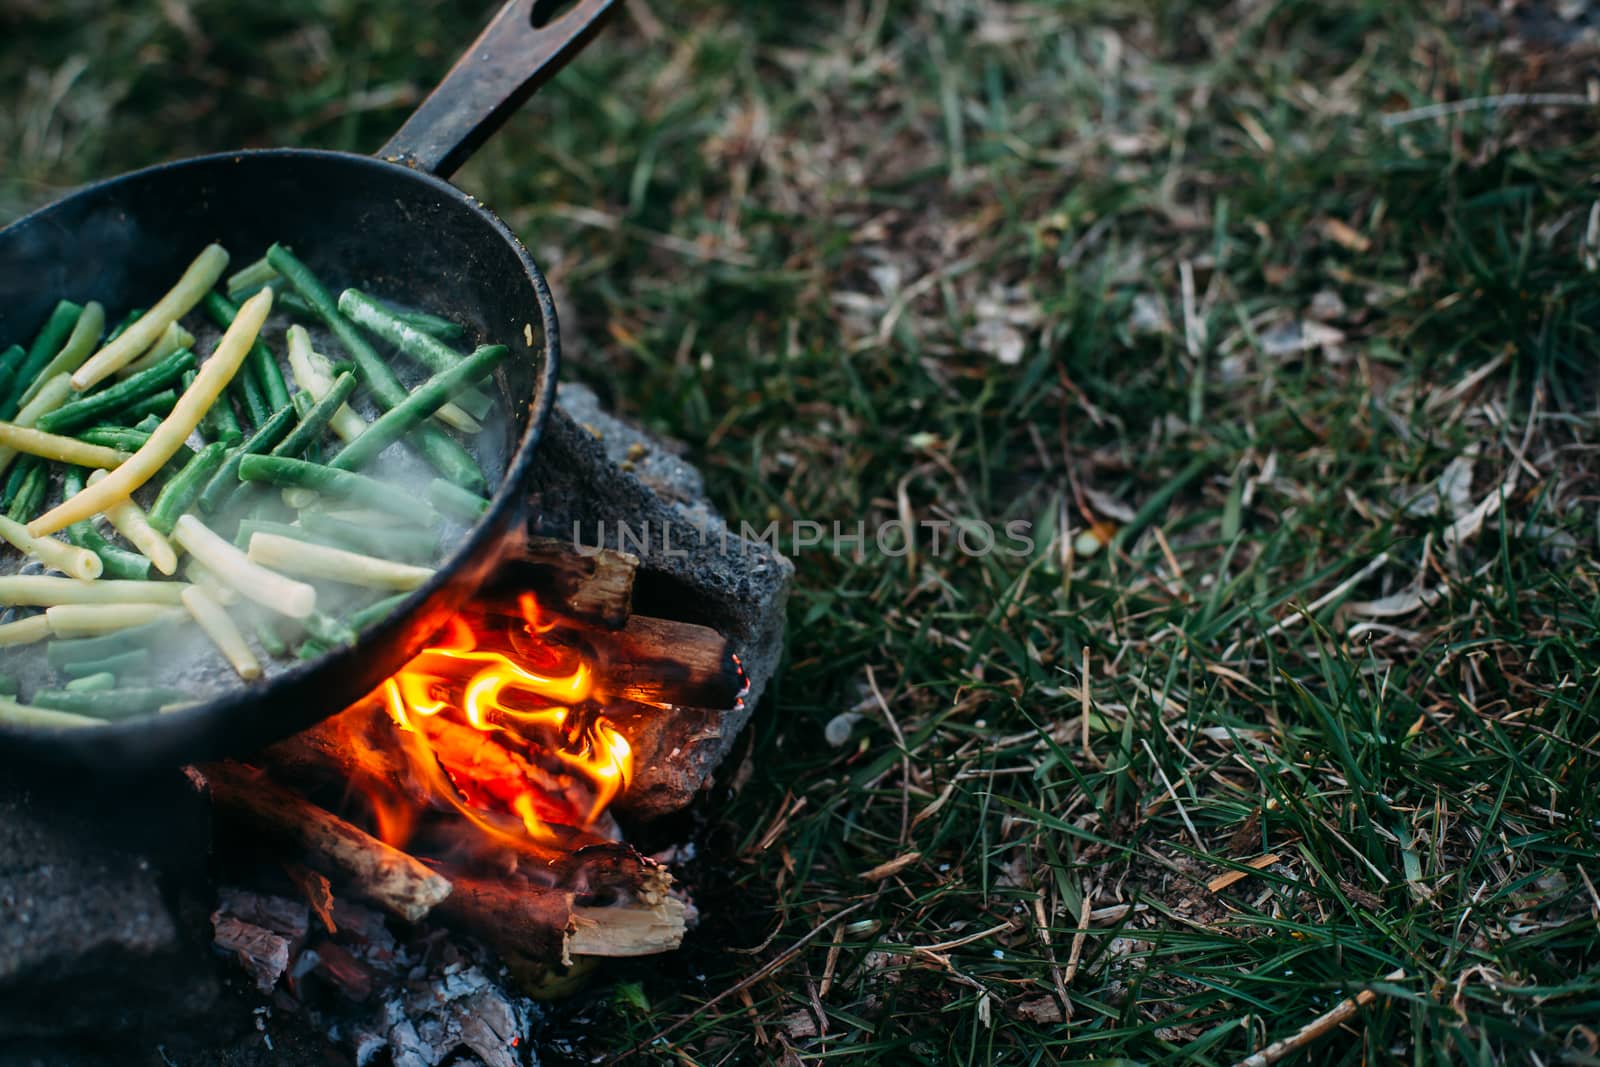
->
(215, 890, 545, 1066)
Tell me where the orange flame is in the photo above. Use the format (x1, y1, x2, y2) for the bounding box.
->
(355, 595, 633, 852)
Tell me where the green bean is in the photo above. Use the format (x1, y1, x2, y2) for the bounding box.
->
(232, 356, 270, 428)
(198, 405, 295, 514)
(2, 301, 82, 419)
(64, 523, 151, 580)
(59, 649, 150, 679)
(58, 468, 152, 580)
(233, 518, 328, 550)
(287, 392, 320, 464)
(148, 441, 229, 533)
(198, 375, 244, 446)
(226, 255, 278, 299)
(266, 245, 485, 491)
(254, 620, 288, 658)
(304, 612, 355, 648)
(104, 309, 143, 344)
(82, 422, 197, 465)
(2, 457, 36, 508)
(65, 671, 116, 692)
(237, 454, 438, 522)
(427, 478, 490, 522)
(202, 292, 291, 411)
(298, 511, 437, 561)
(350, 592, 410, 632)
(0, 345, 23, 411)
(276, 289, 315, 318)
(329, 344, 505, 473)
(395, 308, 466, 341)
(78, 427, 149, 451)
(114, 388, 177, 424)
(295, 639, 328, 661)
(20, 301, 105, 407)
(339, 295, 467, 342)
(45, 618, 178, 668)
(32, 686, 188, 718)
(0, 671, 15, 696)
(271, 372, 357, 460)
(4, 461, 45, 522)
(35, 348, 197, 433)
(337, 289, 491, 418)
(227, 279, 271, 303)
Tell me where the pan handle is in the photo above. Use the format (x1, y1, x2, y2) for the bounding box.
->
(378, 0, 619, 178)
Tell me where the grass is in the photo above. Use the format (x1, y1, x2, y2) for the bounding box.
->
(7, 1, 1600, 1063)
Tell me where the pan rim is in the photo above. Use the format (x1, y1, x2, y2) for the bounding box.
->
(0, 147, 562, 766)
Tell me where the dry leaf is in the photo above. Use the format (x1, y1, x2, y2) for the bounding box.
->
(861, 852, 922, 882)
(1015, 996, 1066, 1024)
(1207, 853, 1282, 894)
(1321, 217, 1372, 252)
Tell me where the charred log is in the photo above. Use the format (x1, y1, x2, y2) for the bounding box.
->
(494, 535, 638, 629)
(587, 614, 743, 708)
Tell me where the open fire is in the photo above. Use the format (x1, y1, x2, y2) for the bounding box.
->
(195, 531, 762, 999)
(354, 592, 635, 857)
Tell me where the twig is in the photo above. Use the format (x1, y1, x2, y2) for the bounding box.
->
(1382, 93, 1592, 128)
(1232, 969, 1406, 1067)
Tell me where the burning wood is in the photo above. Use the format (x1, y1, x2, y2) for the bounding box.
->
(207, 757, 686, 962)
(201, 562, 728, 1013)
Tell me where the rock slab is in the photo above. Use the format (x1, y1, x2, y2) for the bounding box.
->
(527, 384, 793, 818)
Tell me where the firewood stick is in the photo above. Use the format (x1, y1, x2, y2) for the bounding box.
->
(497, 536, 638, 628)
(194, 761, 452, 922)
(437, 875, 580, 965)
(590, 614, 742, 708)
(438, 873, 686, 967)
(456, 598, 740, 708)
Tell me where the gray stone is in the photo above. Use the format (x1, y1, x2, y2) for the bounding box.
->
(0, 774, 219, 1043)
(527, 384, 792, 818)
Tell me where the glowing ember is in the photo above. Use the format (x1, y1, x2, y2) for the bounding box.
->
(347, 593, 634, 854)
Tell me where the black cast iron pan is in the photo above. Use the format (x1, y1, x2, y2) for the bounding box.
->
(0, 0, 618, 772)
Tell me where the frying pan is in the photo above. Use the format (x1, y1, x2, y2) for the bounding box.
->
(0, 0, 619, 772)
